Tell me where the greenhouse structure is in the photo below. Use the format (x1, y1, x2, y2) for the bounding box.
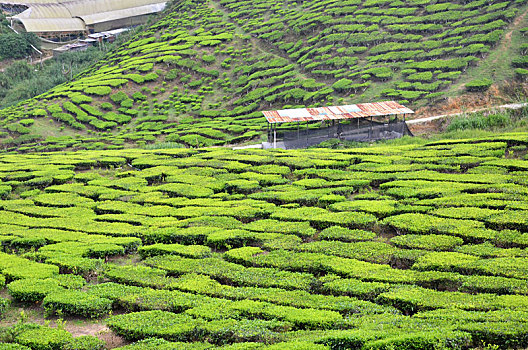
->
(5, 0, 166, 40)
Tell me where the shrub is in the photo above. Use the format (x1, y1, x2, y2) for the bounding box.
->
(145, 255, 316, 291)
(63, 336, 105, 350)
(85, 243, 125, 258)
(15, 325, 73, 350)
(83, 86, 112, 96)
(33, 192, 95, 208)
(107, 310, 204, 341)
(8, 278, 64, 302)
(512, 56, 528, 68)
(459, 275, 528, 294)
(43, 290, 112, 318)
(144, 73, 159, 81)
(319, 226, 377, 242)
(293, 240, 397, 264)
(102, 112, 131, 124)
(407, 71, 433, 82)
(390, 234, 464, 251)
(54, 274, 86, 289)
(244, 219, 316, 238)
(382, 213, 488, 239)
(412, 251, 479, 273)
(379, 285, 498, 313)
(132, 92, 148, 101)
(137, 63, 154, 72)
(120, 99, 134, 108)
(458, 321, 528, 347)
(31, 109, 47, 117)
(318, 195, 346, 206)
(111, 91, 128, 104)
(100, 102, 113, 110)
(104, 265, 170, 288)
(225, 180, 260, 194)
(486, 210, 528, 231)
(71, 94, 93, 104)
(266, 342, 328, 350)
(156, 183, 214, 198)
(364, 331, 471, 350)
(515, 68, 528, 80)
(202, 54, 215, 63)
(271, 207, 377, 230)
(332, 78, 354, 91)
(465, 79, 492, 92)
(0, 344, 31, 349)
(125, 74, 146, 84)
(2, 262, 59, 280)
(206, 229, 281, 249)
(19, 119, 34, 126)
(138, 244, 211, 259)
(323, 278, 391, 299)
(330, 200, 400, 218)
(111, 338, 211, 350)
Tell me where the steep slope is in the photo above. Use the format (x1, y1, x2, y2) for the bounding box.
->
(0, 0, 526, 151)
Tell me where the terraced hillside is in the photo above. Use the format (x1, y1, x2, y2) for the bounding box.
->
(0, 133, 528, 349)
(0, 0, 526, 151)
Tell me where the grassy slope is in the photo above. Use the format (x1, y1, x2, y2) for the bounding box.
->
(450, 2, 528, 95)
(0, 0, 526, 152)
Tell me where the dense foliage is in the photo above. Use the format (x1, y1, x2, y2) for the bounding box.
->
(0, 32, 39, 60)
(0, 133, 526, 348)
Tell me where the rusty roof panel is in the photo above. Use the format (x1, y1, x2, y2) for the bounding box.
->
(262, 101, 414, 124)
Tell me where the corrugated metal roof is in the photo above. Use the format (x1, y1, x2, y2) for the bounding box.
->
(78, 3, 166, 25)
(262, 101, 414, 124)
(3, 0, 161, 5)
(63, 0, 165, 15)
(15, 17, 85, 31)
(16, 3, 72, 18)
(11, 0, 166, 33)
(1, 0, 59, 4)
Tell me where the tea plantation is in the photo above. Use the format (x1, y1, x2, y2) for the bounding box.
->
(0, 132, 526, 348)
(0, 0, 526, 150)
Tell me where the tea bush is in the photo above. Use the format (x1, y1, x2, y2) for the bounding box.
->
(0, 134, 526, 348)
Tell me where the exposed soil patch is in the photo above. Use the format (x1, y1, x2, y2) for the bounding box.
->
(65, 323, 129, 349)
(408, 118, 448, 136)
(415, 90, 499, 119)
(65, 322, 107, 337)
(410, 80, 528, 135)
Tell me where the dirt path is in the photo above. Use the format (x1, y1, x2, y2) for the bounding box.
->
(29, 55, 54, 66)
(407, 102, 528, 125)
(493, 6, 528, 64)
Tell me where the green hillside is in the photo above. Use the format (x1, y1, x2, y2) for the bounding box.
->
(0, 132, 528, 348)
(0, 0, 527, 151)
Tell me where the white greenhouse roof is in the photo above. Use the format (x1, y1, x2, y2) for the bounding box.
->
(10, 0, 166, 32)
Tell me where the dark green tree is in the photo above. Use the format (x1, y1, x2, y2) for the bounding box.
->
(0, 33, 31, 59)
